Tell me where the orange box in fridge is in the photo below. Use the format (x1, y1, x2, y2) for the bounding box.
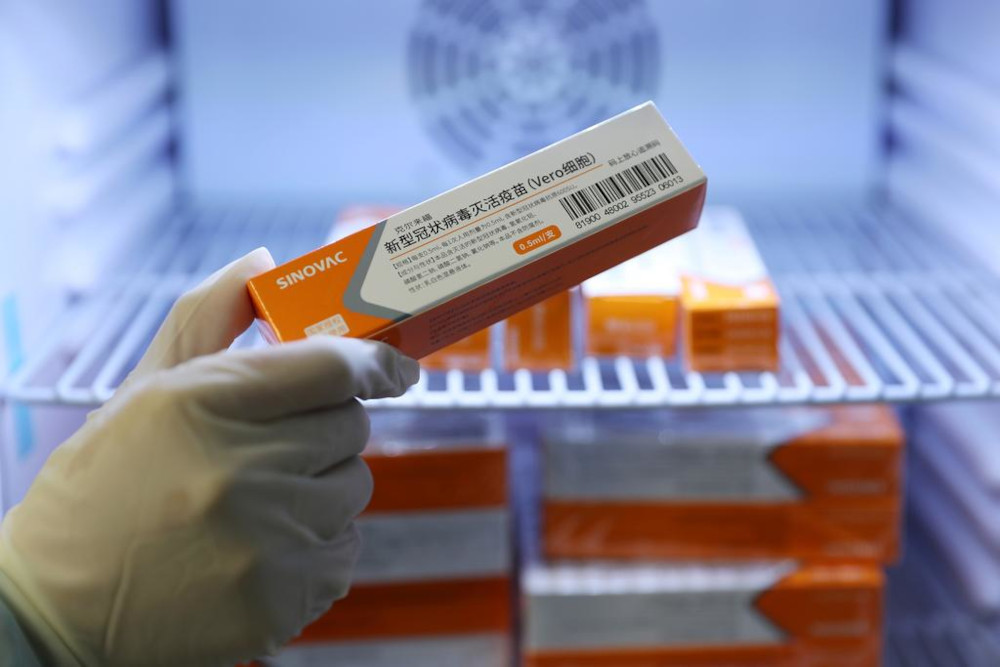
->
(363, 412, 508, 514)
(422, 328, 492, 372)
(504, 290, 574, 371)
(247, 103, 707, 359)
(542, 404, 903, 563)
(679, 207, 780, 372)
(287, 575, 512, 665)
(543, 498, 901, 563)
(587, 294, 679, 357)
(297, 576, 512, 643)
(523, 562, 883, 667)
(583, 239, 687, 358)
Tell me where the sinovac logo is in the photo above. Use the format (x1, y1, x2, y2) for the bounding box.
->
(276, 252, 348, 289)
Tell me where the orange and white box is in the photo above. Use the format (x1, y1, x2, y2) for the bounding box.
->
(248, 103, 707, 360)
(330, 206, 493, 371)
(272, 634, 510, 667)
(542, 405, 903, 562)
(277, 412, 511, 666)
(582, 237, 688, 358)
(680, 206, 779, 372)
(522, 561, 883, 667)
(504, 290, 574, 371)
(422, 327, 493, 372)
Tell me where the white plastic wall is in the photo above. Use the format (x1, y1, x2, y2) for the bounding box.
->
(0, 0, 172, 510)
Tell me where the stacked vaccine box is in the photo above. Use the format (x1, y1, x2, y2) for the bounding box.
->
(542, 406, 903, 562)
(522, 561, 883, 667)
(522, 404, 902, 666)
(678, 207, 780, 372)
(274, 412, 511, 667)
(583, 206, 780, 371)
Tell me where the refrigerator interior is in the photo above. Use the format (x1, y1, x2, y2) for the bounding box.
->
(1, 0, 1000, 665)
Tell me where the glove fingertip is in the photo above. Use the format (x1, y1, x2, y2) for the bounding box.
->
(368, 341, 419, 398)
(244, 246, 277, 274)
(397, 354, 421, 389)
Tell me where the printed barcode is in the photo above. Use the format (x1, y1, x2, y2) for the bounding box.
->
(558, 152, 679, 220)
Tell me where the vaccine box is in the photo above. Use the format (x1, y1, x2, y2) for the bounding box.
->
(542, 405, 903, 562)
(522, 561, 883, 667)
(248, 103, 707, 359)
(679, 207, 780, 371)
(423, 328, 492, 372)
(582, 238, 686, 358)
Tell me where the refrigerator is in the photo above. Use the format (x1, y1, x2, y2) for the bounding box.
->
(1, 0, 999, 665)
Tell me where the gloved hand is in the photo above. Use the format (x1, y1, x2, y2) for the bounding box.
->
(0, 248, 420, 667)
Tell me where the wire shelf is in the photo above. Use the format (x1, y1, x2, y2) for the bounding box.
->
(5, 203, 1000, 408)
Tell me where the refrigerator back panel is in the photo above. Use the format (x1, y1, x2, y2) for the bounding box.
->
(172, 0, 888, 205)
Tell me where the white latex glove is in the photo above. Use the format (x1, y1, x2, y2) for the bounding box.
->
(0, 248, 420, 667)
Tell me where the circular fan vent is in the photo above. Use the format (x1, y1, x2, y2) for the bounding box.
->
(409, 0, 660, 173)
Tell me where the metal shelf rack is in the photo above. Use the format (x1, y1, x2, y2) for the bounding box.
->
(5, 203, 1000, 408)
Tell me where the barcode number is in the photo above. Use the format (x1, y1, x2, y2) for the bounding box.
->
(558, 152, 679, 220)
